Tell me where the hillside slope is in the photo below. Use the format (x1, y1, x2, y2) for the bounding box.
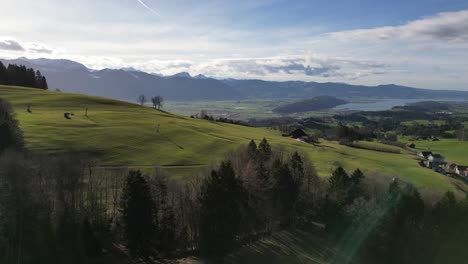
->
(0, 85, 461, 193)
(273, 96, 347, 114)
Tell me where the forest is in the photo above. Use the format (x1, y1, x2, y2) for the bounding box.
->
(0, 62, 48, 90)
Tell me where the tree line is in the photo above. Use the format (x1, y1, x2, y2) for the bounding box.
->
(138, 94, 164, 110)
(0, 62, 48, 90)
(1, 97, 468, 263)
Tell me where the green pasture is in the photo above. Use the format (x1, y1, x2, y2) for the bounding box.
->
(0, 85, 463, 193)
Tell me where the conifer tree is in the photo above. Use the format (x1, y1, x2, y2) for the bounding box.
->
(0, 98, 24, 152)
(199, 161, 246, 256)
(258, 138, 271, 162)
(120, 170, 156, 258)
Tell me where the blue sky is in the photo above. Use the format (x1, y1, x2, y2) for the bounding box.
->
(0, 0, 467, 90)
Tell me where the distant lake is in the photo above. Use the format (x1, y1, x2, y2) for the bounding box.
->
(334, 99, 466, 111)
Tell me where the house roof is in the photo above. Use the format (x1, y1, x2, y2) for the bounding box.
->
(290, 128, 307, 139)
(448, 163, 458, 169)
(420, 151, 432, 158)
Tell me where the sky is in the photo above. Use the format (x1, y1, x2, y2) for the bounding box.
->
(0, 0, 468, 90)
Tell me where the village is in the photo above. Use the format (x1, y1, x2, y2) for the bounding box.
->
(415, 147, 468, 181)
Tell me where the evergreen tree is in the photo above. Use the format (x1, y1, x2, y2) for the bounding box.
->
(40, 76, 48, 90)
(158, 205, 177, 255)
(247, 139, 257, 160)
(199, 161, 246, 257)
(35, 71, 48, 89)
(327, 167, 350, 206)
(258, 138, 271, 162)
(349, 168, 365, 201)
(290, 151, 304, 187)
(0, 63, 47, 89)
(0, 62, 6, 84)
(120, 170, 156, 258)
(273, 159, 299, 226)
(81, 218, 102, 258)
(0, 98, 24, 152)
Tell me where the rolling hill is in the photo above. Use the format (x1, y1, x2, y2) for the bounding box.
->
(273, 96, 347, 114)
(0, 85, 462, 193)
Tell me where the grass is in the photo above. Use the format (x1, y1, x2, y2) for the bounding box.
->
(400, 136, 468, 165)
(401, 119, 445, 126)
(0, 85, 463, 193)
(226, 230, 334, 264)
(164, 99, 343, 120)
(347, 141, 402, 153)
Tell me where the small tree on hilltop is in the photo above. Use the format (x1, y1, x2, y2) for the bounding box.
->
(138, 95, 147, 106)
(151, 95, 164, 110)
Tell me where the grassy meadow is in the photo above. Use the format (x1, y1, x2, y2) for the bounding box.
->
(164, 99, 344, 120)
(400, 137, 468, 165)
(0, 85, 463, 193)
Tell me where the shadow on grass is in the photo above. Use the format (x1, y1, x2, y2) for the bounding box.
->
(224, 230, 338, 264)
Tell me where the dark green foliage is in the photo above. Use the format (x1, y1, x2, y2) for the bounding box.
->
(151, 175, 178, 256)
(273, 159, 300, 226)
(349, 168, 365, 201)
(0, 62, 6, 84)
(120, 170, 156, 258)
(0, 62, 48, 89)
(290, 151, 304, 186)
(2, 135, 468, 263)
(199, 161, 247, 256)
(258, 138, 271, 162)
(273, 96, 347, 114)
(324, 167, 368, 233)
(0, 98, 24, 152)
(327, 167, 350, 206)
(247, 139, 257, 160)
(82, 218, 102, 258)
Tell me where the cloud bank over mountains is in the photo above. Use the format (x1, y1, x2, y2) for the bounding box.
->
(0, 0, 467, 90)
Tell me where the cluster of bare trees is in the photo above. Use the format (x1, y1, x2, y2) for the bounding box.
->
(138, 95, 164, 110)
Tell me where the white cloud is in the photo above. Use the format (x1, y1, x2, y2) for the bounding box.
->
(0, 38, 25, 51)
(91, 55, 389, 81)
(327, 10, 468, 43)
(26, 43, 54, 54)
(0, 1, 467, 90)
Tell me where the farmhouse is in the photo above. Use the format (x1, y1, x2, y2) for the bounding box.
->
(424, 154, 446, 169)
(290, 128, 307, 139)
(456, 166, 468, 178)
(417, 151, 432, 159)
(446, 163, 458, 174)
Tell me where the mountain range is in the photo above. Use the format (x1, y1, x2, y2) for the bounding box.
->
(2, 57, 468, 102)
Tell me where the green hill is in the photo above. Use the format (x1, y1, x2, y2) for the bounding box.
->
(0, 85, 462, 193)
(273, 96, 347, 114)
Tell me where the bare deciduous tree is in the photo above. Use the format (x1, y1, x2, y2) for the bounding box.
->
(151, 95, 164, 110)
(138, 95, 147, 106)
